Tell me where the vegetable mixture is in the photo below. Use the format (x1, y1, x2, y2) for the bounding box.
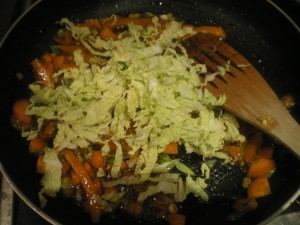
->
(11, 13, 276, 224)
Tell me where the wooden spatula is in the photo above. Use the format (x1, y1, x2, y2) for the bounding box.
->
(184, 32, 300, 158)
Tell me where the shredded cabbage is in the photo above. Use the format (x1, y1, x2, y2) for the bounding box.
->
(38, 149, 62, 207)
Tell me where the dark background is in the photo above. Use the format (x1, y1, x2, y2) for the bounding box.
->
(0, 0, 300, 39)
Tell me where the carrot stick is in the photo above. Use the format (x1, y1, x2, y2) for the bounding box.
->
(12, 99, 32, 124)
(247, 157, 275, 178)
(71, 170, 81, 186)
(31, 58, 55, 88)
(163, 142, 178, 155)
(247, 177, 271, 198)
(36, 154, 45, 174)
(168, 213, 186, 225)
(29, 136, 46, 153)
(83, 162, 94, 177)
(63, 149, 101, 222)
(90, 151, 105, 168)
(103, 186, 117, 194)
(244, 132, 262, 163)
(93, 177, 102, 195)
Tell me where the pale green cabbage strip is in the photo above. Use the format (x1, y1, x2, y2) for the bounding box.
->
(24, 14, 245, 205)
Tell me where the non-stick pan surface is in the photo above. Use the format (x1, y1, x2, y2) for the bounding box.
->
(0, 0, 300, 224)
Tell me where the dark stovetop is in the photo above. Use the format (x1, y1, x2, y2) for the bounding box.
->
(0, 0, 299, 225)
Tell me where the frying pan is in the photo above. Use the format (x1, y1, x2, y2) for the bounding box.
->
(0, 0, 300, 224)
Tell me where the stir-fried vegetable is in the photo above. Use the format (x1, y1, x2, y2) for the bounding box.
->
(11, 13, 277, 224)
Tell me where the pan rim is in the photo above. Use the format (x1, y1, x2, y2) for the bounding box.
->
(0, 0, 299, 225)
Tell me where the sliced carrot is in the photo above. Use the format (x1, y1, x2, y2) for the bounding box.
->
(36, 154, 45, 174)
(247, 177, 271, 198)
(257, 146, 274, 159)
(90, 151, 105, 168)
(93, 177, 102, 195)
(29, 136, 47, 153)
(244, 132, 262, 163)
(71, 170, 81, 186)
(163, 142, 178, 155)
(225, 145, 243, 161)
(247, 157, 275, 178)
(83, 162, 94, 178)
(63, 149, 101, 222)
(40, 120, 57, 140)
(10, 114, 32, 131)
(12, 99, 32, 124)
(31, 58, 55, 88)
(168, 213, 186, 225)
(52, 55, 65, 71)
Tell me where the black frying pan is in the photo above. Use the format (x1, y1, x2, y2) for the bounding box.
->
(0, 0, 300, 224)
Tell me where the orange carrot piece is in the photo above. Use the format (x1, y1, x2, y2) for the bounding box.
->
(64, 149, 97, 192)
(247, 177, 271, 198)
(43, 121, 57, 138)
(52, 55, 65, 71)
(36, 154, 45, 174)
(63, 149, 101, 222)
(83, 162, 94, 178)
(247, 157, 275, 178)
(257, 147, 274, 159)
(29, 136, 47, 153)
(31, 58, 55, 88)
(12, 99, 32, 124)
(90, 151, 105, 168)
(244, 132, 263, 163)
(71, 170, 81, 186)
(168, 213, 186, 225)
(226, 145, 243, 161)
(93, 177, 102, 195)
(163, 142, 178, 155)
